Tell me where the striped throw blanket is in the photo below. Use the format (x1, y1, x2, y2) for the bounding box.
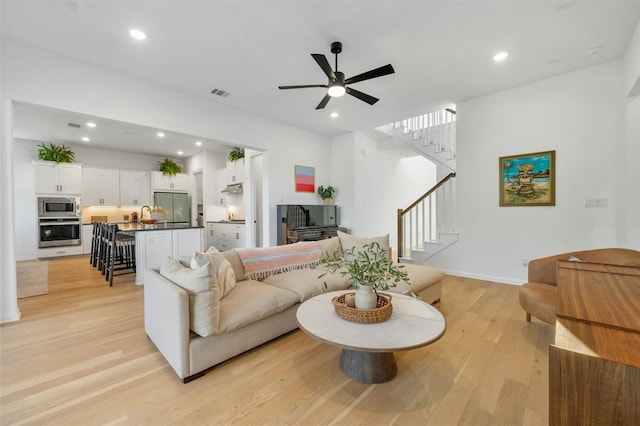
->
(235, 242, 322, 280)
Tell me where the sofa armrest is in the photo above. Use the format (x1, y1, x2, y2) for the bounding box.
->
(144, 269, 191, 379)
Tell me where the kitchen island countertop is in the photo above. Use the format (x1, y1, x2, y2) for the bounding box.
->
(116, 222, 204, 232)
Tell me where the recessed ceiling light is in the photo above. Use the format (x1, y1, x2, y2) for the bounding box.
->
(157, 132, 165, 138)
(81, 137, 90, 142)
(177, 151, 183, 155)
(86, 122, 96, 128)
(195, 141, 203, 146)
(330, 112, 339, 118)
(129, 29, 146, 41)
(493, 51, 509, 62)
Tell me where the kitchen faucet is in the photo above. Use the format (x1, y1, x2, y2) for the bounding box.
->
(141, 205, 151, 220)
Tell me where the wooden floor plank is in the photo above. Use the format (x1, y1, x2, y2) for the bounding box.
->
(1, 256, 553, 425)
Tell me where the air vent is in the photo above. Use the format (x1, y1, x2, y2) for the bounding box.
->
(210, 88, 231, 98)
(67, 122, 81, 128)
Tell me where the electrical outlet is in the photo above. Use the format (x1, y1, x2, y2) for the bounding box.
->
(522, 258, 529, 267)
(584, 198, 608, 207)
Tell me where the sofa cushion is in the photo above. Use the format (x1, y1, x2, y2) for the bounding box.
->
(160, 257, 220, 337)
(319, 236, 342, 261)
(218, 280, 300, 334)
(192, 249, 236, 298)
(397, 263, 446, 294)
(338, 231, 390, 259)
(220, 249, 246, 281)
(261, 268, 350, 302)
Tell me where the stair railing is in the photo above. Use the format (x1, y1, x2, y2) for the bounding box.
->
(397, 172, 456, 259)
(392, 108, 456, 160)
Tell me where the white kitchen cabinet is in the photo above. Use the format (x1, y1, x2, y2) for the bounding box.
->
(152, 171, 190, 192)
(82, 168, 120, 206)
(120, 171, 151, 206)
(135, 230, 173, 282)
(134, 227, 203, 284)
(37, 245, 83, 258)
(82, 224, 94, 254)
(209, 222, 245, 251)
(225, 159, 244, 185)
(34, 161, 83, 195)
(173, 228, 204, 259)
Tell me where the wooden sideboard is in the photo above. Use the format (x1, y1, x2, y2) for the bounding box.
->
(550, 260, 640, 425)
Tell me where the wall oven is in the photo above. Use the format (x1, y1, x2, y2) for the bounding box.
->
(37, 197, 82, 248)
(39, 218, 81, 248)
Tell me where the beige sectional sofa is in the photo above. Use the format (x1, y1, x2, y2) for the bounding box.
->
(144, 235, 445, 383)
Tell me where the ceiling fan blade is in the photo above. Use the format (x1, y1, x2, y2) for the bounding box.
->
(311, 54, 336, 80)
(345, 87, 379, 105)
(315, 94, 331, 110)
(278, 84, 327, 90)
(344, 64, 395, 85)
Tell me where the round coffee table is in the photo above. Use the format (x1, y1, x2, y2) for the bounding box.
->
(296, 290, 446, 383)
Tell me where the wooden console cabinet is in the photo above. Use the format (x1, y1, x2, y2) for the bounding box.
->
(550, 261, 640, 425)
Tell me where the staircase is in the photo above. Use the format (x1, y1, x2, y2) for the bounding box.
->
(376, 108, 458, 264)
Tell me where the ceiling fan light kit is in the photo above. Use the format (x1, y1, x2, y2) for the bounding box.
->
(278, 41, 394, 109)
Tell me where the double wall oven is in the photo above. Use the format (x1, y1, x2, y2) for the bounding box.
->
(38, 197, 81, 248)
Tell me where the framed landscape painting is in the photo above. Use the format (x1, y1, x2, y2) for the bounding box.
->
(499, 150, 555, 206)
(294, 165, 315, 193)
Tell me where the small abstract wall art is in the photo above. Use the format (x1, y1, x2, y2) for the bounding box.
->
(499, 150, 555, 206)
(294, 165, 315, 193)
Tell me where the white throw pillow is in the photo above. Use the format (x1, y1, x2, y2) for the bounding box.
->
(160, 257, 219, 337)
(337, 231, 390, 260)
(192, 250, 237, 298)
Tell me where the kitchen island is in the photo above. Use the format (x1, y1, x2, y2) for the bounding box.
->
(116, 222, 204, 285)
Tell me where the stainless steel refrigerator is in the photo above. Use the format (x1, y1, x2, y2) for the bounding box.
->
(153, 192, 190, 223)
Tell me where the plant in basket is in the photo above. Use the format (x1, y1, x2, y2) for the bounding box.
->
(319, 242, 410, 310)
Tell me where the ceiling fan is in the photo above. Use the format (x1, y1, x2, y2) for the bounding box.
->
(278, 41, 395, 110)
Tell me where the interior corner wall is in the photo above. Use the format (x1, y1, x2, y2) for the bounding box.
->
(427, 60, 626, 284)
(330, 133, 356, 233)
(624, 20, 640, 249)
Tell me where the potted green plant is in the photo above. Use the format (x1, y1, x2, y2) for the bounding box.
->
(319, 242, 410, 309)
(37, 143, 75, 163)
(227, 147, 245, 163)
(317, 185, 335, 205)
(157, 158, 182, 176)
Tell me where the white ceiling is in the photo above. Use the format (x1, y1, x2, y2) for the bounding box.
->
(2, 1, 640, 157)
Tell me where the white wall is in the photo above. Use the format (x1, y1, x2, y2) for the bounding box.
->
(624, 21, 640, 249)
(332, 132, 437, 244)
(427, 60, 627, 284)
(1, 39, 332, 322)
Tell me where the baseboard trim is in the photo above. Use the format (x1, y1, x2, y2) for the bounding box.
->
(442, 269, 525, 286)
(1, 309, 22, 324)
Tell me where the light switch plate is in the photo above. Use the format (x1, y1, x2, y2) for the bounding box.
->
(584, 198, 608, 207)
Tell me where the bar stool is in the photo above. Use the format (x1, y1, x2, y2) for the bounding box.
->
(104, 224, 136, 286)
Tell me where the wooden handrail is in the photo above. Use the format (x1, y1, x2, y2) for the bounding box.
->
(397, 172, 456, 259)
(400, 172, 456, 215)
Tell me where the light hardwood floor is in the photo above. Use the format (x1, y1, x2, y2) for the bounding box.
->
(1, 257, 553, 425)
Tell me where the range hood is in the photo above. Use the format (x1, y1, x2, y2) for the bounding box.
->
(221, 183, 243, 194)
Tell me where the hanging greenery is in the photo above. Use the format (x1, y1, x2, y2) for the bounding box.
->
(157, 158, 183, 176)
(227, 147, 245, 162)
(37, 143, 75, 163)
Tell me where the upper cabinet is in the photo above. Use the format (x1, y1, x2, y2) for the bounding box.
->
(152, 171, 190, 192)
(82, 168, 120, 206)
(226, 160, 244, 185)
(120, 171, 151, 206)
(34, 161, 83, 195)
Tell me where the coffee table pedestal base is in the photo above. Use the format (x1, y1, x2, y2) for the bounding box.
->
(340, 349, 397, 384)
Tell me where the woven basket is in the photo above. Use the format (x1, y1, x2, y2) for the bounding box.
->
(332, 292, 393, 324)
